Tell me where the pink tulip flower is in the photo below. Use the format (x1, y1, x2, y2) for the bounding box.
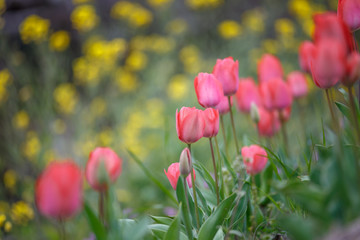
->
(164, 162, 195, 190)
(287, 71, 308, 98)
(257, 54, 284, 84)
(212, 57, 239, 96)
(176, 107, 205, 144)
(260, 78, 293, 110)
(241, 145, 268, 175)
(194, 72, 224, 108)
(202, 108, 220, 138)
(338, 0, 360, 31)
(235, 78, 262, 113)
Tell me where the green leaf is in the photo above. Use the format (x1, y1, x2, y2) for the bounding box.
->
(150, 216, 173, 225)
(127, 150, 177, 204)
(197, 193, 237, 240)
(148, 224, 188, 240)
(193, 162, 216, 196)
(83, 201, 107, 240)
(164, 203, 182, 240)
(175, 177, 193, 239)
(335, 101, 351, 121)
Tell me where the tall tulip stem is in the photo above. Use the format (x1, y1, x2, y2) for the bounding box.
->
(214, 136, 226, 196)
(348, 86, 360, 144)
(220, 115, 229, 158)
(325, 89, 339, 133)
(228, 96, 240, 154)
(58, 218, 66, 240)
(187, 144, 200, 229)
(209, 138, 220, 205)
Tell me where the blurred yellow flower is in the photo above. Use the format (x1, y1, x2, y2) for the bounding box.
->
(111, 1, 152, 27)
(23, 131, 41, 160)
(242, 9, 264, 33)
(4, 221, 11, 232)
(71, 5, 99, 32)
(12, 110, 29, 130)
(288, 0, 312, 19)
(275, 18, 295, 37)
(262, 39, 278, 54)
(90, 97, 107, 117)
(186, 0, 223, 9)
(0, 69, 12, 104)
(125, 51, 148, 71)
(147, 0, 172, 8)
(0, 214, 5, 227)
(4, 170, 16, 190)
(19, 15, 50, 44)
(73, 57, 100, 85)
(167, 75, 189, 100)
(11, 201, 34, 225)
(179, 45, 201, 74)
(0, 0, 5, 14)
(166, 19, 188, 35)
(98, 129, 113, 146)
(52, 119, 66, 134)
(53, 83, 78, 114)
(114, 67, 139, 92)
(19, 86, 32, 102)
(49, 31, 70, 52)
(218, 20, 242, 39)
(130, 35, 174, 53)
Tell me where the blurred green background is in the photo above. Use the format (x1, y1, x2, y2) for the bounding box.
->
(0, 0, 344, 238)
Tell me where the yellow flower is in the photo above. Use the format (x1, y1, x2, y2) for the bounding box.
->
(4, 221, 12, 232)
(53, 83, 78, 114)
(4, 170, 16, 190)
(0, 0, 5, 14)
(179, 45, 201, 74)
(52, 119, 66, 134)
(147, 0, 172, 8)
(19, 15, 50, 44)
(49, 31, 70, 52)
(11, 201, 34, 225)
(125, 51, 148, 71)
(0, 69, 12, 104)
(275, 18, 295, 37)
(113, 67, 139, 92)
(71, 5, 99, 32)
(73, 57, 100, 85)
(302, 18, 314, 37)
(111, 1, 153, 27)
(218, 20, 242, 39)
(23, 131, 41, 160)
(128, 8, 153, 27)
(0, 214, 5, 227)
(262, 39, 278, 54)
(166, 18, 188, 35)
(12, 110, 29, 130)
(167, 75, 189, 100)
(242, 9, 264, 33)
(288, 0, 312, 19)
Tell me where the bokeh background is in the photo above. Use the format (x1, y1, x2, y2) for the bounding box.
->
(0, 0, 349, 238)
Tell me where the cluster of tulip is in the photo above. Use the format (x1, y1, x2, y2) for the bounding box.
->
(298, 9, 360, 140)
(35, 147, 122, 225)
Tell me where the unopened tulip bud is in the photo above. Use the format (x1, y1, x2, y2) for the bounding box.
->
(179, 148, 192, 176)
(250, 103, 260, 124)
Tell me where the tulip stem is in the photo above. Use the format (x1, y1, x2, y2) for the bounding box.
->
(99, 191, 105, 226)
(209, 138, 220, 205)
(279, 111, 289, 157)
(348, 86, 360, 144)
(215, 136, 226, 196)
(220, 115, 229, 158)
(228, 96, 240, 154)
(325, 89, 339, 133)
(183, 177, 191, 220)
(187, 144, 200, 229)
(58, 218, 66, 240)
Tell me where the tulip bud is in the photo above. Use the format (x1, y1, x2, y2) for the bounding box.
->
(85, 147, 122, 191)
(212, 57, 240, 96)
(35, 160, 83, 219)
(179, 148, 192, 176)
(241, 145, 268, 175)
(250, 103, 260, 124)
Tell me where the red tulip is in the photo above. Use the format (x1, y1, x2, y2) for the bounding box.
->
(313, 12, 355, 53)
(35, 161, 83, 219)
(202, 108, 219, 138)
(338, 0, 360, 31)
(235, 78, 262, 113)
(343, 52, 360, 86)
(257, 54, 284, 84)
(299, 41, 316, 73)
(214, 95, 233, 115)
(241, 145, 268, 175)
(194, 73, 224, 108)
(257, 107, 281, 137)
(310, 39, 347, 89)
(260, 78, 293, 110)
(164, 162, 195, 190)
(86, 147, 122, 191)
(278, 106, 292, 122)
(287, 71, 308, 98)
(212, 57, 239, 96)
(176, 107, 205, 144)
